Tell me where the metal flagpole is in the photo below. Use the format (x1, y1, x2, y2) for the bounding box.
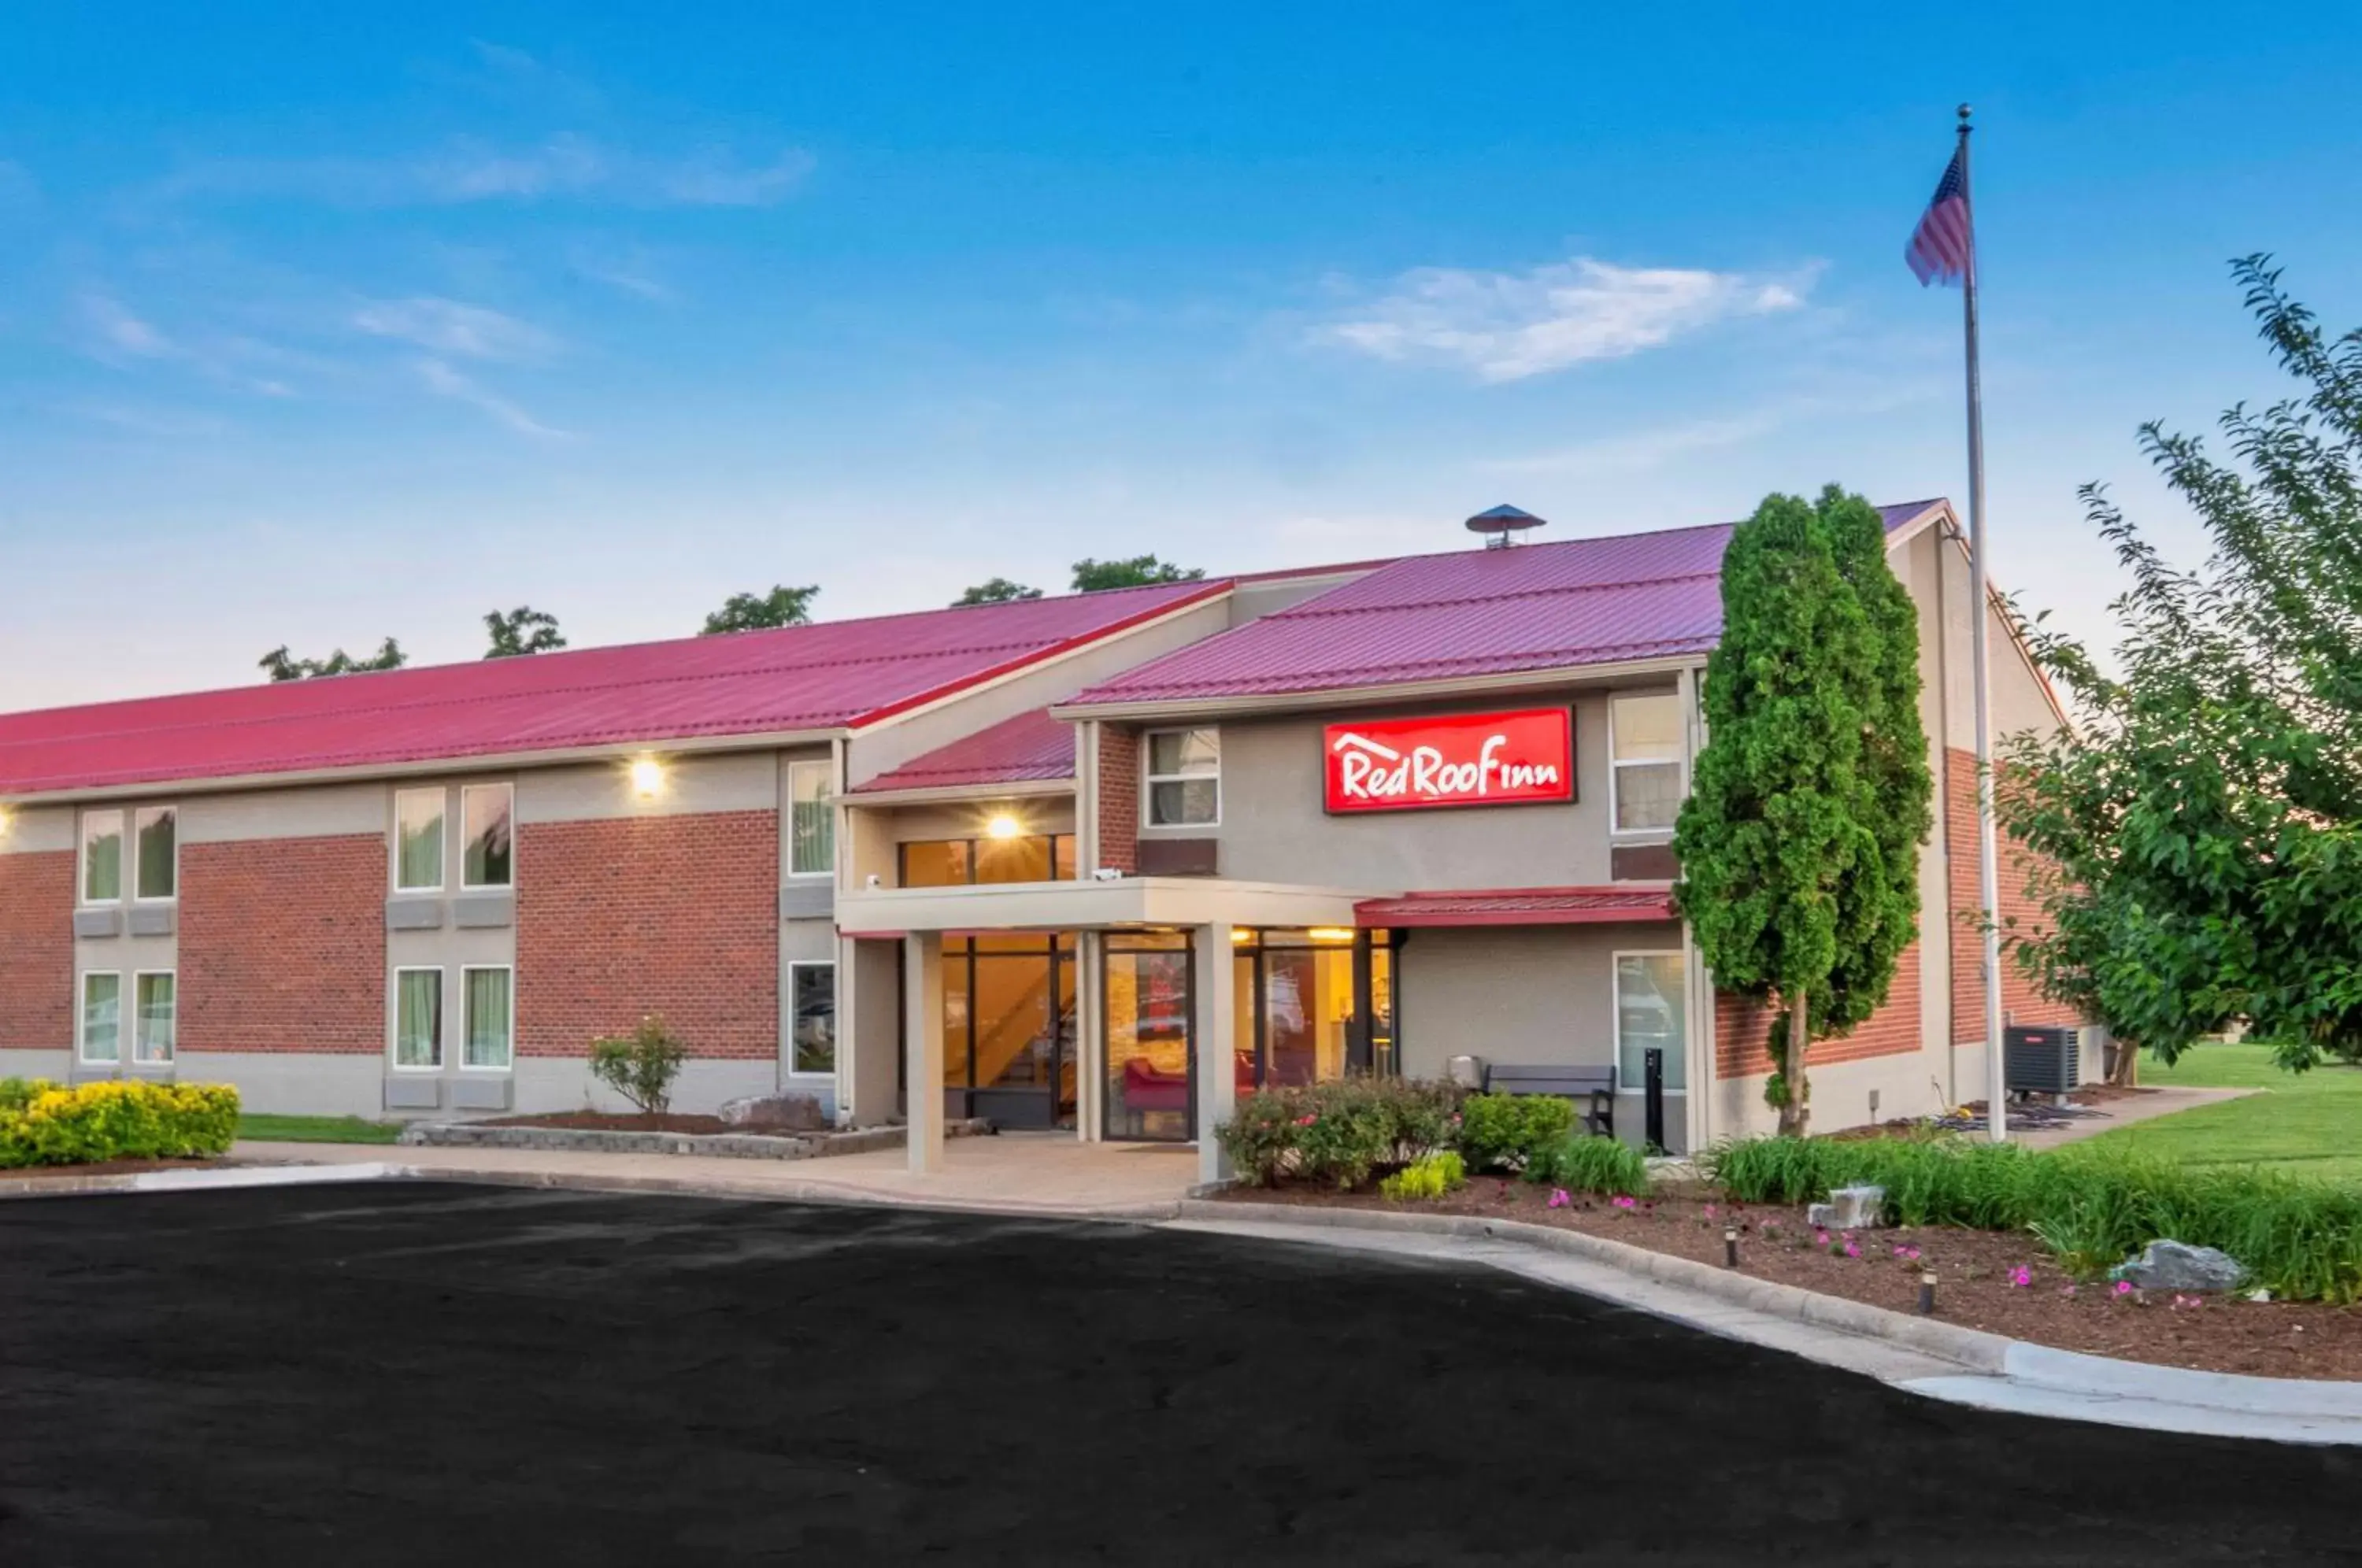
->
(1957, 103, 2007, 1142)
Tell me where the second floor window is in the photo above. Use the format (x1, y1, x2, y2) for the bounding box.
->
(461, 784, 514, 889)
(788, 759, 834, 878)
(395, 789, 444, 892)
(1609, 693, 1684, 835)
(134, 807, 176, 900)
(1144, 728, 1220, 827)
(80, 811, 124, 904)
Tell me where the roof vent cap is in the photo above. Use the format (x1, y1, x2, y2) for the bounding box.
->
(1464, 503, 1548, 549)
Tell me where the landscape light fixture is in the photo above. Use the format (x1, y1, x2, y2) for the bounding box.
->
(1723, 1227, 1739, 1269)
(1919, 1270, 1939, 1316)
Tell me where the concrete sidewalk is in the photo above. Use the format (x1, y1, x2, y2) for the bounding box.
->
(2012, 1085, 2257, 1151)
(232, 1131, 1201, 1215)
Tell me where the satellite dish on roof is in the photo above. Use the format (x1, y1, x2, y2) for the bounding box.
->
(1465, 503, 1548, 549)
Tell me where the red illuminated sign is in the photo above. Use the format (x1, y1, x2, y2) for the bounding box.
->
(1323, 708, 1574, 814)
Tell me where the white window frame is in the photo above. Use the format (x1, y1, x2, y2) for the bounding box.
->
(786, 959, 836, 1078)
(79, 808, 125, 907)
(393, 787, 446, 894)
(390, 965, 445, 1073)
(787, 759, 835, 881)
(459, 963, 516, 1073)
(132, 805, 179, 904)
(459, 782, 516, 893)
(1611, 948, 1688, 1095)
(1607, 693, 1685, 841)
(78, 971, 123, 1065)
(131, 970, 177, 1066)
(1142, 727, 1221, 829)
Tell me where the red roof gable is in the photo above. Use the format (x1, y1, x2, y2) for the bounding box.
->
(1065, 501, 1944, 709)
(850, 707, 1075, 795)
(1355, 886, 1675, 928)
(0, 582, 1223, 799)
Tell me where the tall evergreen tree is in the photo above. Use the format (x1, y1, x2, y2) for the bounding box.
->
(1673, 488, 1926, 1133)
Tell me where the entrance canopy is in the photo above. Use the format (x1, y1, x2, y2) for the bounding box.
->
(837, 876, 1366, 937)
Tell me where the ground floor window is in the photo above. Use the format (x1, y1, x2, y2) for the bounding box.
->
(1613, 951, 1686, 1093)
(790, 961, 836, 1074)
(394, 968, 443, 1069)
(1102, 931, 1194, 1142)
(463, 967, 513, 1070)
(80, 972, 121, 1064)
(1230, 928, 1398, 1089)
(133, 973, 176, 1065)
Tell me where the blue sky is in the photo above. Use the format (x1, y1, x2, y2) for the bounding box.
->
(6, 2, 2360, 709)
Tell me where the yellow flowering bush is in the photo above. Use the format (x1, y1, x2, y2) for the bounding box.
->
(0, 1078, 241, 1168)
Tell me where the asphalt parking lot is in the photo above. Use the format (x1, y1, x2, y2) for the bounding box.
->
(2, 1181, 2356, 1565)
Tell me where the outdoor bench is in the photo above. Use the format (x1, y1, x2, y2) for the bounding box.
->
(1480, 1063, 1616, 1139)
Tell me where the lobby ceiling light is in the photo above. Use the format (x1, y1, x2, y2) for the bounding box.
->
(984, 812, 1023, 840)
(1307, 926, 1357, 944)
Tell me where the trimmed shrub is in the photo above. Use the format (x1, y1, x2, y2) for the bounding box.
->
(1527, 1133, 1650, 1197)
(0, 1080, 241, 1168)
(1379, 1151, 1467, 1202)
(1214, 1077, 1466, 1191)
(1454, 1093, 1578, 1174)
(1701, 1133, 2362, 1303)
(589, 1015, 690, 1115)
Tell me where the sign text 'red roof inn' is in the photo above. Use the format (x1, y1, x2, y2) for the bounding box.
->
(1323, 708, 1573, 814)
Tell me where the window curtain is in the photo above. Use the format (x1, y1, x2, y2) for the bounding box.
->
(465, 969, 512, 1069)
(395, 971, 442, 1068)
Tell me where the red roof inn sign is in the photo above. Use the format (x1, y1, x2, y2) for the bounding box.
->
(1324, 708, 1574, 814)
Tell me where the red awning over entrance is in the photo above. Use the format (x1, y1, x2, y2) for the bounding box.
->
(1353, 886, 1675, 928)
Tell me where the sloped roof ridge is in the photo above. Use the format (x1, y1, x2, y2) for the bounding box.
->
(1110, 632, 1716, 697)
(1267, 564, 1725, 622)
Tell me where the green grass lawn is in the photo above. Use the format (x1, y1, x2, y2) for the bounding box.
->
(235, 1113, 405, 1146)
(2086, 1041, 2362, 1186)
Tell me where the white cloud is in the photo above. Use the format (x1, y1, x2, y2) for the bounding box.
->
(1318, 256, 1817, 383)
(155, 136, 812, 209)
(354, 297, 559, 361)
(80, 293, 176, 360)
(413, 357, 572, 439)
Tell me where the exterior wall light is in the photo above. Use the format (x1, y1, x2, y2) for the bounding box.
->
(984, 812, 1023, 840)
(629, 757, 667, 799)
(0, 805, 11, 838)
(1306, 926, 1357, 944)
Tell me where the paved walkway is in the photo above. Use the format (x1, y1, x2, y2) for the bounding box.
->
(2012, 1085, 2256, 1151)
(233, 1130, 1201, 1215)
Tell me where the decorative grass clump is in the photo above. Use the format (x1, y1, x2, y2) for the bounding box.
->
(1525, 1133, 1651, 1198)
(1701, 1133, 2362, 1302)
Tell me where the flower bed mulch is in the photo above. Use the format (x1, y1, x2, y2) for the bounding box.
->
(491, 1111, 769, 1135)
(1220, 1178, 2362, 1381)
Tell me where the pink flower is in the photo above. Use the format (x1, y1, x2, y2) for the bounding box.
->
(1842, 1241, 1861, 1259)
(2112, 1280, 2134, 1297)
(1612, 1195, 1637, 1210)
(1814, 1230, 1831, 1248)
(1548, 1189, 1572, 1210)
(1703, 1204, 1718, 1219)
(2060, 1285, 2078, 1297)
(1294, 1115, 1317, 1127)
(2008, 1265, 2032, 1289)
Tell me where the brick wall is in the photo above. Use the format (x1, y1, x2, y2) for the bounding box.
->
(1944, 748, 2080, 1037)
(1714, 942, 1923, 1079)
(0, 852, 73, 1052)
(182, 835, 384, 1053)
(1095, 724, 1139, 875)
(516, 811, 779, 1059)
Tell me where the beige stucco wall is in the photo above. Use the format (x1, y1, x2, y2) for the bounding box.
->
(1153, 684, 1658, 893)
(1, 804, 78, 856)
(516, 750, 779, 823)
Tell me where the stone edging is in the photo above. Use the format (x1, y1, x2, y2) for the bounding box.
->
(1179, 1198, 2362, 1416)
(398, 1118, 992, 1161)
(0, 1162, 399, 1201)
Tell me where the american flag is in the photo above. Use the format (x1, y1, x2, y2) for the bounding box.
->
(1906, 142, 1973, 286)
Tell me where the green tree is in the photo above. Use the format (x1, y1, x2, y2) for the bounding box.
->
(1673, 488, 1927, 1134)
(701, 583, 820, 635)
(258, 638, 408, 682)
(483, 605, 566, 659)
(1070, 555, 1204, 591)
(1999, 257, 2362, 1073)
(953, 577, 1044, 606)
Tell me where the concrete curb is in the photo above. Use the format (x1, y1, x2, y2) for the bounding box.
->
(1176, 1199, 2362, 1437)
(399, 1119, 990, 1161)
(1172, 1200, 2011, 1372)
(0, 1162, 399, 1200)
(382, 1162, 1190, 1223)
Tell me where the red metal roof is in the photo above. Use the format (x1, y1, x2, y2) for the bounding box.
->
(0, 582, 1222, 799)
(1356, 886, 1676, 928)
(850, 707, 1075, 795)
(1067, 501, 1945, 708)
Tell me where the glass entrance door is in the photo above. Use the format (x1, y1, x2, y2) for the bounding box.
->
(1101, 932, 1194, 1142)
